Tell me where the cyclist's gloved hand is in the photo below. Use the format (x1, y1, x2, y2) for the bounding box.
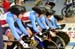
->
(49, 28, 56, 32)
(22, 43, 29, 48)
(19, 39, 29, 48)
(59, 24, 65, 29)
(36, 32, 43, 38)
(22, 35, 31, 44)
(42, 29, 47, 33)
(36, 32, 48, 39)
(23, 35, 30, 39)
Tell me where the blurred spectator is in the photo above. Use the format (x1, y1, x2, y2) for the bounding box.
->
(0, 0, 3, 7)
(0, 0, 5, 14)
(18, 0, 23, 5)
(10, 0, 17, 7)
(0, 7, 5, 15)
(9, 0, 14, 3)
(34, 0, 43, 6)
(3, 0, 10, 12)
(10, 0, 23, 7)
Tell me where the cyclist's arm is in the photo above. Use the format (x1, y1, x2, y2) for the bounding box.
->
(6, 17, 20, 40)
(29, 14, 40, 33)
(40, 16, 49, 29)
(16, 18, 29, 36)
(45, 17, 53, 28)
(54, 19, 61, 28)
(51, 16, 60, 28)
(36, 16, 46, 29)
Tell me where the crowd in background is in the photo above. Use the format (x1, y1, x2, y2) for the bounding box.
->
(0, 0, 23, 13)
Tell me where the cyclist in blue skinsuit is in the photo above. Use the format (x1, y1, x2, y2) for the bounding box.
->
(22, 6, 47, 35)
(45, 9, 62, 29)
(37, 14, 49, 32)
(22, 6, 47, 49)
(44, 2, 64, 29)
(6, 5, 30, 48)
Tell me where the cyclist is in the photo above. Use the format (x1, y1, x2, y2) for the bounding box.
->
(22, 6, 47, 49)
(22, 6, 47, 35)
(32, 2, 56, 32)
(44, 2, 64, 29)
(45, 9, 63, 30)
(4, 5, 30, 48)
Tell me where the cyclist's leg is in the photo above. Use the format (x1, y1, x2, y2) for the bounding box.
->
(5, 27, 25, 41)
(26, 27, 33, 37)
(37, 26, 42, 32)
(5, 27, 24, 40)
(3, 27, 14, 49)
(34, 36, 45, 49)
(25, 24, 45, 48)
(19, 22, 33, 37)
(5, 29, 14, 41)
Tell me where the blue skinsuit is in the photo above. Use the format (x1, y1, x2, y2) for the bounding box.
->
(6, 12, 29, 40)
